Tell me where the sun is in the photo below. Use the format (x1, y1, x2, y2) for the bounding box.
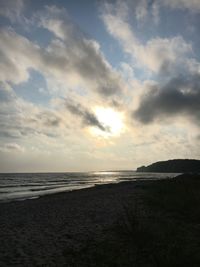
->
(91, 107, 124, 138)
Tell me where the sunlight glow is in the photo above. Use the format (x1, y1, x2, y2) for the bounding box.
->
(91, 107, 124, 138)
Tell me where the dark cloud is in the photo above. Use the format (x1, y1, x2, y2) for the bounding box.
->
(38, 6, 122, 97)
(0, 120, 35, 139)
(133, 74, 200, 123)
(65, 99, 110, 132)
(0, 16, 122, 97)
(37, 111, 61, 127)
(0, 84, 65, 140)
(0, 129, 21, 139)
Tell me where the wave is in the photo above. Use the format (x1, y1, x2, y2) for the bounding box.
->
(0, 171, 177, 202)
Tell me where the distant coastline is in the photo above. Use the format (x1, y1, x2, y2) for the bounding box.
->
(136, 159, 200, 173)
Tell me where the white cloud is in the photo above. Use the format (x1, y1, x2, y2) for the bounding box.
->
(1, 1, 200, 171)
(0, 28, 40, 84)
(138, 36, 192, 74)
(0, 6, 128, 158)
(0, 143, 24, 152)
(0, 82, 70, 143)
(0, 7, 124, 98)
(101, 2, 193, 75)
(37, 6, 123, 97)
(118, 62, 135, 81)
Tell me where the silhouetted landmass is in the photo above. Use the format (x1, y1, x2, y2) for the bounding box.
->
(136, 159, 200, 173)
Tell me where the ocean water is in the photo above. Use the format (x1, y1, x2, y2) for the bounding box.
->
(0, 171, 178, 202)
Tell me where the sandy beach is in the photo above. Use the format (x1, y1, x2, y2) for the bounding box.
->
(1, 176, 200, 266)
(0, 181, 145, 266)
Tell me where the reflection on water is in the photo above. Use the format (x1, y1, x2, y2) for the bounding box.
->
(0, 171, 178, 202)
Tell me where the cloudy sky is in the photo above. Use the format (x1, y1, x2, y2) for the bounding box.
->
(0, 0, 200, 172)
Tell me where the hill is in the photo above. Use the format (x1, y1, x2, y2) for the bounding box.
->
(136, 159, 200, 173)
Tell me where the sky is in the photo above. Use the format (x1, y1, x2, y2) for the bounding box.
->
(0, 0, 200, 172)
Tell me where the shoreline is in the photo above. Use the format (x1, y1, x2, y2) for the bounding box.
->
(0, 179, 145, 204)
(1, 174, 200, 266)
(0, 174, 176, 204)
(0, 179, 150, 266)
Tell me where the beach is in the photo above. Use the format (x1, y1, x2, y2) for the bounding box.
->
(0, 181, 143, 266)
(1, 176, 200, 266)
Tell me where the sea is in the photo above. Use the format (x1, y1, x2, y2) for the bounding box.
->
(0, 171, 178, 202)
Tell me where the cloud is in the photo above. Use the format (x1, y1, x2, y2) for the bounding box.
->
(138, 37, 192, 75)
(65, 99, 109, 132)
(0, 82, 69, 141)
(133, 74, 200, 123)
(0, 3, 124, 144)
(0, 6, 123, 98)
(0, 143, 24, 152)
(163, 0, 200, 12)
(101, 0, 200, 129)
(125, 0, 159, 23)
(38, 6, 123, 97)
(118, 62, 135, 81)
(0, 0, 24, 22)
(36, 111, 62, 127)
(135, 0, 148, 22)
(0, 28, 40, 84)
(101, 1, 192, 75)
(0, 82, 16, 102)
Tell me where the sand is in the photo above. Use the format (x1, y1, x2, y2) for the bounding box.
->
(0, 181, 145, 266)
(2, 175, 200, 267)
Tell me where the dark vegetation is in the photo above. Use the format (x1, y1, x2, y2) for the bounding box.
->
(136, 159, 200, 173)
(64, 174, 200, 266)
